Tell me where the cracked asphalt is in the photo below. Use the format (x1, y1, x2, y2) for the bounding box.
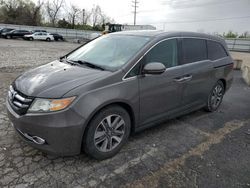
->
(0, 39, 250, 188)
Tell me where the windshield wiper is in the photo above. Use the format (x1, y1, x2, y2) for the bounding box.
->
(72, 60, 105, 71)
(60, 57, 76, 65)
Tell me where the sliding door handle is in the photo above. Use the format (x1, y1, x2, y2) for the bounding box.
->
(183, 75, 192, 81)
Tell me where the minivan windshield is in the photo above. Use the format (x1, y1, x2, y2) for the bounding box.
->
(66, 35, 150, 71)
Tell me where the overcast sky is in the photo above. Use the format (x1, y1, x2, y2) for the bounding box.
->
(50, 0, 250, 34)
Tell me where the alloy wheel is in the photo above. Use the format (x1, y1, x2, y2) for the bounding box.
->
(94, 114, 125, 152)
(210, 84, 224, 109)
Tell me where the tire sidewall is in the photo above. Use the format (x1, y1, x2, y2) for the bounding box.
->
(83, 105, 131, 160)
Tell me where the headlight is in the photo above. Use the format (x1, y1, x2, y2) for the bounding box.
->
(28, 97, 76, 113)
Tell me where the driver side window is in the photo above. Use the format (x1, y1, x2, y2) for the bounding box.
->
(144, 39, 178, 68)
(125, 38, 178, 79)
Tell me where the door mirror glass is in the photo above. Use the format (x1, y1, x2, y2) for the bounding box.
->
(142, 62, 166, 75)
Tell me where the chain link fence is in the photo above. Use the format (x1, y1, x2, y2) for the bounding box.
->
(225, 38, 250, 52)
(1, 23, 250, 52)
(0, 23, 101, 41)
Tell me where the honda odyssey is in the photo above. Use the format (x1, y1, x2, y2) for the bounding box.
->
(7, 31, 233, 159)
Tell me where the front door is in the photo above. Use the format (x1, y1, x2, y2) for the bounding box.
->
(139, 38, 184, 126)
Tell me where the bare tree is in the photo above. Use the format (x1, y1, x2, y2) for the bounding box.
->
(100, 12, 114, 26)
(91, 5, 101, 27)
(67, 4, 80, 28)
(83, 9, 91, 25)
(30, 0, 44, 25)
(0, 0, 19, 11)
(0, 0, 44, 25)
(46, 0, 63, 26)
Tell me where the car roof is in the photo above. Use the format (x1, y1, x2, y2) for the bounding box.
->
(2, 28, 14, 30)
(111, 30, 225, 44)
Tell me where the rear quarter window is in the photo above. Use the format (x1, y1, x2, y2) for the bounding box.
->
(207, 40, 228, 61)
(182, 38, 207, 64)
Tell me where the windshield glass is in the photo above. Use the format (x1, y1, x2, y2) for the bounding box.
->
(67, 35, 150, 71)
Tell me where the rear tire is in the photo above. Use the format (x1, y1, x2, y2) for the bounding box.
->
(29, 37, 34, 41)
(205, 80, 225, 112)
(46, 38, 51, 42)
(83, 105, 131, 160)
(6, 35, 11, 39)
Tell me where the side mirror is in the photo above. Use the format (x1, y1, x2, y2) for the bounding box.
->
(142, 62, 166, 75)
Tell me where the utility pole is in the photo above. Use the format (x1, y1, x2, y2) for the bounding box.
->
(132, 0, 139, 25)
(82, 9, 85, 25)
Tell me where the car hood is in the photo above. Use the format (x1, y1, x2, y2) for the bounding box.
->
(14, 60, 111, 98)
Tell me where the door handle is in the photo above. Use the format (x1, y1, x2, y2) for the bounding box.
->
(174, 77, 186, 82)
(174, 75, 192, 83)
(183, 75, 192, 81)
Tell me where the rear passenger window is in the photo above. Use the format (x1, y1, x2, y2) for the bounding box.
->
(144, 39, 178, 68)
(207, 40, 228, 61)
(182, 38, 207, 64)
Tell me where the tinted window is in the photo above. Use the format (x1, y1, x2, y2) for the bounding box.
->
(207, 40, 228, 60)
(144, 39, 178, 68)
(182, 38, 207, 64)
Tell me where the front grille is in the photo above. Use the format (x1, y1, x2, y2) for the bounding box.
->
(8, 85, 34, 115)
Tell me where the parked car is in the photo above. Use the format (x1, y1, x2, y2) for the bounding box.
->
(32, 29, 47, 33)
(51, 33, 64, 41)
(0, 28, 14, 38)
(2, 29, 31, 39)
(24, 32, 54, 41)
(7, 31, 233, 159)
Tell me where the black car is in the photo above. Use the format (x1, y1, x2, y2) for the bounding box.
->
(51, 33, 64, 41)
(2, 30, 31, 39)
(0, 28, 14, 38)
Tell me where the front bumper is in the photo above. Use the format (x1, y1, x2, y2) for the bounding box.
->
(6, 100, 86, 156)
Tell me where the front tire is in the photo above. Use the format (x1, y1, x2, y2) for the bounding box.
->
(83, 105, 131, 160)
(29, 37, 34, 41)
(205, 80, 225, 112)
(46, 38, 51, 42)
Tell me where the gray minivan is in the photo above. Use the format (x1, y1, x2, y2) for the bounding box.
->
(7, 31, 233, 159)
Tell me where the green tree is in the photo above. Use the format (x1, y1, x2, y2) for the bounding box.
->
(0, 0, 43, 25)
(57, 18, 70, 28)
(223, 30, 238, 38)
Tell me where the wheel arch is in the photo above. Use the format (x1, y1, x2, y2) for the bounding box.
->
(219, 78, 226, 90)
(83, 101, 136, 134)
(80, 100, 136, 151)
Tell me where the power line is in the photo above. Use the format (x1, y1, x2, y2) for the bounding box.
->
(160, 15, 250, 24)
(161, 0, 236, 8)
(132, 0, 139, 25)
(139, 0, 236, 13)
(145, 15, 250, 27)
